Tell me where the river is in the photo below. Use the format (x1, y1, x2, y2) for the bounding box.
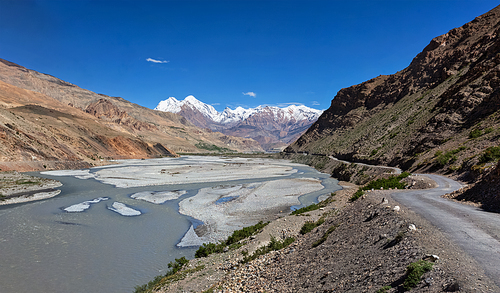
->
(0, 156, 340, 293)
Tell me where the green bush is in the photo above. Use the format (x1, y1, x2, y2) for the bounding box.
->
(349, 189, 364, 201)
(134, 257, 189, 293)
(403, 260, 434, 291)
(478, 146, 500, 164)
(435, 146, 467, 166)
(226, 221, 268, 245)
(300, 218, 325, 235)
(291, 203, 320, 215)
(350, 172, 410, 202)
(241, 236, 295, 263)
(312, 224, 339, 248)
(194, 242, 225, 258)
(195, 221, 269, 258)
(469, 129, 483, 139)
(376, 286, 392, 293)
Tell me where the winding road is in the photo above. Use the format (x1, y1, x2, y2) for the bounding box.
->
(390, 174, 500, 288)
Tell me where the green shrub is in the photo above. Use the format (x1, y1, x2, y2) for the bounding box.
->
(195, 221, 269, 258)
(349, 188, 364, 201)
(134, 257, 190, 293)
(403, 260, 434, 291)
(300, 218, 325, 235)
(291, 203, 319, 215)
(376, 286, 392, 293)
(350, 172, 410, 202)
(478, 146, 500, 163)
(241, 236, 295, 263)
(194, 242, 225, 258)
(312, 224, 339, 248)
(469, 129, 483, 139)
(435, 146, 467, 166)
(226, 221, 268, 245)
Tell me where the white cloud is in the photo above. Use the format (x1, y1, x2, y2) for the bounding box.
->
(242, 92, 256, 97)
(312, 101, 320, 106)
(146, 58, 169, 64)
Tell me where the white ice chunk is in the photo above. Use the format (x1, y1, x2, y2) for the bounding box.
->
(131, 190, 187, 204)
(108, 202, 141, 216)
(64, 197, 109, 212)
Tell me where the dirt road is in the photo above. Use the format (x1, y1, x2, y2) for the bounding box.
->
(391, 174, 500, 288)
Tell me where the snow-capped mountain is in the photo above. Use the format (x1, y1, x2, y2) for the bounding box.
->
(154, 95, 323, 151)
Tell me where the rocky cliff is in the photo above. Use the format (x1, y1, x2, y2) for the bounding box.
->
(286, 5, 500, 179)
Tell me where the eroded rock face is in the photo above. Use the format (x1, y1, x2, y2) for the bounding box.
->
(85, 99, 157, 131)
(286, 5, 500, 173)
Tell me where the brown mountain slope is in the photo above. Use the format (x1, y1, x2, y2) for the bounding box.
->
(286, 4, 500, 179)
(0, 59, 263, 170)
(0, 80, 178, 171)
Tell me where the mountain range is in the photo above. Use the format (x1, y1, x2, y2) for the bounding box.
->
(0, 59, 264, 171)
(155, 95, 323, 151)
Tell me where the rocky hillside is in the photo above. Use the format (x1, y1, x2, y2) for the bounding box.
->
(0, 59, 263, 170)
(285, 5, 500, 180)
(155, 96, 322, 151)
(141, 180, 498, 293)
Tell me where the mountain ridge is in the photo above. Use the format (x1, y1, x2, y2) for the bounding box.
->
(155, 95, 323, 151)
(285, 4, 500, 179)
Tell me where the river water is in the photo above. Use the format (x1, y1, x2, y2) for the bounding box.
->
(0, 156, 340, 293)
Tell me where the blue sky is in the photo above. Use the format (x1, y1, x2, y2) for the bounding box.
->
(0, 0, 498, 111)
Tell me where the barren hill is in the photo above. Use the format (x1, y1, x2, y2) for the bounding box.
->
(0, 59, 263, 170)
(285, 4, 500, 181)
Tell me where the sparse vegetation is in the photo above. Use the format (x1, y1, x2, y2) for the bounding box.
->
(291, 203, 320, 215)
(195, 142, 235, 153)
(195, 221, 269, 258)
(241, 236, 295, 264)
(403, 260, 434, 291)
(300, 218, 325, 234)
(134, 257, 193, 293)
(312, 224, 339, 248)
(469, 128, 483, 139)
(435, 146, 467, 166)
(350, 172, 411, 201)
(478, 146, 500, 163)
(376, 285, 392, 293)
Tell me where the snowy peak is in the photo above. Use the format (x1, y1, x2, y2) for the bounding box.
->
(155, 95, 221, 121)
(154, 95, 323, 124)
(154, 95, 323, 151)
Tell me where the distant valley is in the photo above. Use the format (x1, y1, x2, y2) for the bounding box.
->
(155, 95, 323, 151)
(0, 59, 263, 171)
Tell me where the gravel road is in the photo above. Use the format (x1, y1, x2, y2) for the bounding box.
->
(391, 174, 500, 288)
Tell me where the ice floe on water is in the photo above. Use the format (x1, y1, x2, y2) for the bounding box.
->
(64, 197, 109, 212)
(107, 202, 141, 216)
(130, 190, 187, 204)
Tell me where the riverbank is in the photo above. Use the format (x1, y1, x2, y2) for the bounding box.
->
(143, 172, 499, 292)
(0, 171, 62, 205)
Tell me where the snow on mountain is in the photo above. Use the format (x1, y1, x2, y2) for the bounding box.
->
(155, 95, 222, 122)
(154, 95, 323, 124)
